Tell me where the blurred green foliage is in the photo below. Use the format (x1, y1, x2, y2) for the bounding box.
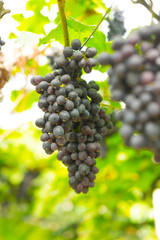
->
(0, 0, 159, 239)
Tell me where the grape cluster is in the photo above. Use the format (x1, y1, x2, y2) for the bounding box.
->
(0, 37, 5, 50)
(31, 39, 113, 193)
(53, 39, 97, 75)
(107, 10, 126, 40)
(98, 24, 160, 163)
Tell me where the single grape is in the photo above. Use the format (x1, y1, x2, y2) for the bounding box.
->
(71, 39, 81, 50)
(63, 46, 73, 57)
(49, 113, 59, 125)
(59, 110, 70, 122)
(86, 47, 97, 58)
(35, 118, 45, 128)
(53, 126, 64, 138)
(79, 163, 90, 176)
(57, 95, 66, 105)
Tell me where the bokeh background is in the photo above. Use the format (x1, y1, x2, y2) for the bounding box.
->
(0, 0, 160, 239)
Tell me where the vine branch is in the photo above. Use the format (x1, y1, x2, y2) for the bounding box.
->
(57, 0, 70, 47)
(81, 7, 112, 49)
(131, 0, 160, 21)
(0, 1, 10, 19)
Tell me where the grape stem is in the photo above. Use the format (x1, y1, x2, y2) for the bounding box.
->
(101, 102, 124, 110)
(57, 0, 70, 47)
(0, 1, 10, 19)
(81, 6, 112, 50)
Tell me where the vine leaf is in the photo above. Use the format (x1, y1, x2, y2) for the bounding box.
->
(12, 90, 39, 113)
(39, 17, 113, 54)
(67, 17, 95, 33)
(12, 13, 50, 35)
(12, 0, 57, 34)
(39, 18, 95, 46)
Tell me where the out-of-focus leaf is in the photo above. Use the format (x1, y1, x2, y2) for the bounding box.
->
(14, 91, 38, 112)
(12, 13, 50, 34)
(36, 63, 52, 77)
(11, 90, 22, 102)
(15, 32, 43, 45)
(39, 18, 95, 46)
(5, 131, 22, 140)
(26, 0, 57, 11)
(12, 0, 57, 35)
(9, 32, 17, 39)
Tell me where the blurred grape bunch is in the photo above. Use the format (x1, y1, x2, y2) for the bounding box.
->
(106, 10, 126, 40)
(0, 0, 10, 94)
(0, 52, 10, 90)
(0, 0, 10, 50)
(100, 111, 118, 158)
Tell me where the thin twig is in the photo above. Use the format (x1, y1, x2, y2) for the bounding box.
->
(0, 1, 10, 19)
(131, 0, 160, 21)
(81, 6, 112, 49)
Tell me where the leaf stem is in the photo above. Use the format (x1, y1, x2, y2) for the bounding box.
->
(101, 102, 124, 110)
(57, 0, 70, 47)
(81, 6, 112, 49)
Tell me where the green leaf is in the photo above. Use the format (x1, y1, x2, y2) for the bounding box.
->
(85, 32, 113, 54)
(12, 13, 50, 34)
(10, 90, 22, 102)
(12, 0, 57, 35)
(67, 17, 95, 34)
(5, 131, 22, 140)
(26, 0, 57, 11)
(14, 91, 39, 112)
(9, 32, 17, 39)
(64, 0, 106, 26)
(39, 16, 113, 56)
(39, 17, 95, 46)
(109, 100, 122, 109)
(39, 23, 63, 45)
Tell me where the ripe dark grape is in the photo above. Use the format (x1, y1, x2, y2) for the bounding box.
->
(79, 163, 90, 176)
(49, 113, 59, 125)
(86, 47, 97, 58)
(98, 23, 160, 161)
(35, 118, 45, 128)
(40, 133, 49, 142)
(51, 78, 61, 89)
(59, 110, 70, 122)
(63, 47, 73, 57)
(53, 126, 64, 138)
(31, 39, 116, 193)
(60, 74, 71, 84)
(71, 39, 81, 50)
(73, 51, 83, 61)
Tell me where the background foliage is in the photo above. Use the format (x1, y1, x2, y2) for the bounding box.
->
(0, 0, 160, 239)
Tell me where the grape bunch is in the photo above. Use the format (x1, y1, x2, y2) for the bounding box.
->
(0, 37, 5, 50)
(53, 39, 97, 75)
(106, 10, 126, 40)
(98, 23, 160, 163)
(31, 39, 113, 193)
